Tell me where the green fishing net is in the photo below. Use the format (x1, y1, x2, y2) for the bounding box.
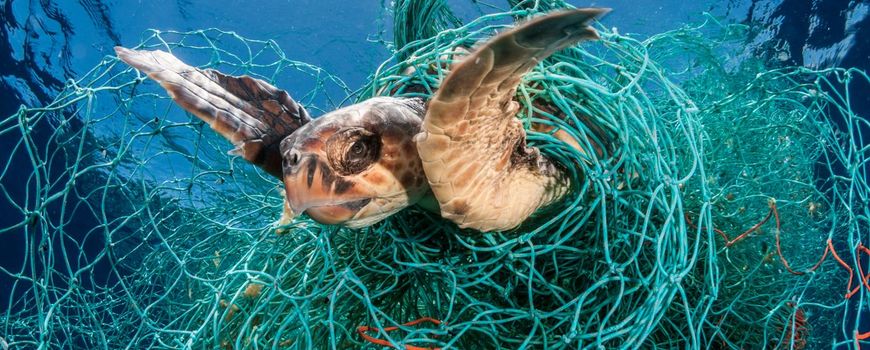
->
(2, 1, 868, 349)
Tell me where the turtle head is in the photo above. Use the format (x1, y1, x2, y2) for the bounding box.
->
(278, 97, 429, 228)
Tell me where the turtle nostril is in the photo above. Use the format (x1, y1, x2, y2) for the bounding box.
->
(287, 151, 301, 167)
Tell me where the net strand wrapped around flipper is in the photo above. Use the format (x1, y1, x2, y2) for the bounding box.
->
(1, 1, 868, 349)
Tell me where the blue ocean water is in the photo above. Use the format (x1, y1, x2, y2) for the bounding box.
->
(4, 0, 866, 117)
(0, 0, 868, 348)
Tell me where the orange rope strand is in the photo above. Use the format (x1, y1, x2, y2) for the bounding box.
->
(684, 206, 772, 247)
(357, 317, 443, 350)
(828, 239, 860, 298)
(770, 199, 829, 276)
(682, 199, 870, 343)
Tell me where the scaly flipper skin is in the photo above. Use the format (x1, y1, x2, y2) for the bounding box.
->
(115, 47, 310, 178)
(416, 8, 609, 232)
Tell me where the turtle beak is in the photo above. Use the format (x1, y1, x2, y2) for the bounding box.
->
(281, 155, 368, 225)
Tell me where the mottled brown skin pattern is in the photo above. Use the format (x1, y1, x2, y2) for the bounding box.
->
(114, 47, 310, 178)
(279, 97, 428, 228)
(417, 8, 608, 231)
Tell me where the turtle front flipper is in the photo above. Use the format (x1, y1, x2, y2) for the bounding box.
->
(416, 8, 608, 232)
(115, 47, 311, 178)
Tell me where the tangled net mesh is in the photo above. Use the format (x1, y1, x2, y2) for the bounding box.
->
(1, 1, 868, 348)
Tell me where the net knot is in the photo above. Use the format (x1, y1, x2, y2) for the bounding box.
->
(562, 330, 579, 343)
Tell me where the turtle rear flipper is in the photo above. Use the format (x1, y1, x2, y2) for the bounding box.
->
(115, 47, 310, 178)
(416, 8, 608, 232)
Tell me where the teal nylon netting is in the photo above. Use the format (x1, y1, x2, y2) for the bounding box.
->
(1, 1, 869, 348)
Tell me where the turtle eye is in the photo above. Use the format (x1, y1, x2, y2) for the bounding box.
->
(349, 140, 366, 157)
(325, 128, 381, 176)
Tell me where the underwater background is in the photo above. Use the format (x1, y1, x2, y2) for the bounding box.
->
(1, 0, 869, 349)
(3, 0, 868, 119)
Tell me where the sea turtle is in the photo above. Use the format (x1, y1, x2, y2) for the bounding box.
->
(115, 8, 609, 232)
